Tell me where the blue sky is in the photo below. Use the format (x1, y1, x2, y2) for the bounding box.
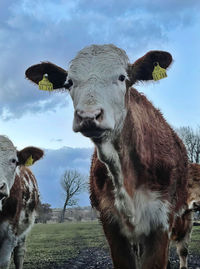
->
(0, 0, 199, 207)
(31, 147, 93, 208)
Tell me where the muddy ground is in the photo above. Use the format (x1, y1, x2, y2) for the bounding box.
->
(34, 247, 200, 269)
(18, 222, 200, 269)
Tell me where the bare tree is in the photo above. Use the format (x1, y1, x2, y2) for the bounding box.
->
(177, 126, 200, 163)
(59, 170, 87, 223)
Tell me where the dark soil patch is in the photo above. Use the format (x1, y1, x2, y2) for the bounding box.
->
(60, 248, 112, 269)
(44, 247, 200, 269)
(169, 248, 200, 269)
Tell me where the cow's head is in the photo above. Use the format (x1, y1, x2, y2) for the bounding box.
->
(25, 44, 172, 142)
(0, 135, 44, 210)
(188, 163, 200, 210)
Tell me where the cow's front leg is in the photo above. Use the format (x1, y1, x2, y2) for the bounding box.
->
(0, 238, 14, 269)
(176, 240, 189, 269)
(140, 230, 170, 269)
(0, 263, 10, 269)
(101, 220, 136, 269)
(175, 212, 193, 269)
(13, 236, 26, 269)
(167, 260, 171, 269)
(0, 261, 11, 269)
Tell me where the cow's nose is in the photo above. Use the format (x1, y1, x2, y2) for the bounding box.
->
(0, 183, 9, 200)
(75, 109, 103, 124)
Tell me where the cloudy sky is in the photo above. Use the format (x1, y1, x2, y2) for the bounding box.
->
(31, 147, 93, 208)
(0, 0, 199, 207)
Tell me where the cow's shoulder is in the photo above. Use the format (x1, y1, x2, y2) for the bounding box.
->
(18, 166, 39, 211)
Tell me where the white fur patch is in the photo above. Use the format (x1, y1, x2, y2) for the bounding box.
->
(119, 188, 170, 237)
(23, 170, 34, 193)
(188, 196, 200, 209)
(188, 201, 195, 209)
(16, 166, 20, 177)
(18, 209, 36, 240)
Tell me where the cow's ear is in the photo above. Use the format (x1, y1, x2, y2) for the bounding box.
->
(127, 51, 172, 85)
(17, 147, 44, 166)
(25, 62, 68, 89)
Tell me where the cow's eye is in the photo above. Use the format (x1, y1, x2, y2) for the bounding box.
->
(11, 159, 17, 165)
(118, 75, 125, 82)
(65, 79, 73, 90)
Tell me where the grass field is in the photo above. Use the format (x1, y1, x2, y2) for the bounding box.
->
(10, 222, 200, 268)
(10, 221, 108, 269)
(188, 226, 200, 255)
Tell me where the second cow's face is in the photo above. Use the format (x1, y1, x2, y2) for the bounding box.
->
(0, 136, 18, 203)
(0, 135, 44, 210)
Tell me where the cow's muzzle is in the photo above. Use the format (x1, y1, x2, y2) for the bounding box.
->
(74, 109, 107, 138)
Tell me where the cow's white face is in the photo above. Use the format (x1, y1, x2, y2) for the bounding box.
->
(0, 136, 18, 209)
(0, 135, 44, 210)
(67, 45, 129, 140)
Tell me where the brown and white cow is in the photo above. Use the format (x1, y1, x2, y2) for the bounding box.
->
(25, 44, 189, 269)
(171, 163, 200, 269)
(0, 135, 43, 269)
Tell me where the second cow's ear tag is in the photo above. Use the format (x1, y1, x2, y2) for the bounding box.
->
(152, 62, 167, 81)
(38, 74, 53, 91)
(25, 155, 34, 166)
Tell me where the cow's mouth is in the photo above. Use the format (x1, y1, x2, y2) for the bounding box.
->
(0, 193, 7, 200)
(80, 127, 108, 139)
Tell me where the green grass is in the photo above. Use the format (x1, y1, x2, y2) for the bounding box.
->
(189, 226, 200, 255)
(10, 222, 200, 268)
(10, 221, 108, 269)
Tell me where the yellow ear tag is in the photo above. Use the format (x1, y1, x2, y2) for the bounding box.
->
(152, 62, 167, 81)
(25, 155, 34, 167)
(38, 74, 53, 91)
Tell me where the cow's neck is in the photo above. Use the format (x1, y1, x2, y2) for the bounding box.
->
(95, 119, 137, 228)
(94, 88, 135, 192)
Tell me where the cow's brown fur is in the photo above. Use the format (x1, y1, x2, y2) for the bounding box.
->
(187, 163, 200, 208)
(171, 163, 200, 269)
(90, 87, 188, 269)
(0, 167, 39, 269)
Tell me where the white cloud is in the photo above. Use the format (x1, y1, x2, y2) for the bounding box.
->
(0, 0, 199, 119)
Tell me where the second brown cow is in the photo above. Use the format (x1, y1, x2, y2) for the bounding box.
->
(171, 163, 200, 269)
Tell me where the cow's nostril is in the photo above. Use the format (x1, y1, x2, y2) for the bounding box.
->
(75, 109, 103, 122)
(95, 109, 103, 122)
(76, 110, 83, 122)
(0, 183, 5, 191)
